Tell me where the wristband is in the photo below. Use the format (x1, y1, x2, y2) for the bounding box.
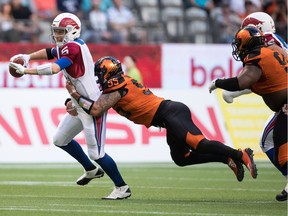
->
(78, 96, 94, 114)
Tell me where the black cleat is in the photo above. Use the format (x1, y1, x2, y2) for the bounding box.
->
(276, 190, 287, 201)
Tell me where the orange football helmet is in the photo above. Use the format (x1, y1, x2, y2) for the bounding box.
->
(94, 56, 123, 86)
(232, 25, 265, 61)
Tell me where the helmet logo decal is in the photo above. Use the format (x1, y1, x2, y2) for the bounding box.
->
(242, 17, 264, 28)
(59, 18, 80, 29)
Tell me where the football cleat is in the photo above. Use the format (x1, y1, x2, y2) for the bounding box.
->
(227, 157, 244, 182)
(102, 185, 131, 200)
(276, 189, 287, 201)
(76, 166, 104, 185)
(241, 148, 257, 179)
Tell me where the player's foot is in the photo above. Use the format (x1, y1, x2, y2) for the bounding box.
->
(227, 157, 244, 182)
(102, 185, 131, 200)
(241, 148, 257, 179)
(76, 166, 104, 185)
(276, 189, 287, 201)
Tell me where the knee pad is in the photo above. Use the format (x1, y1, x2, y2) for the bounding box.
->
(52, 133, 72, 147)
(53, 134, 65, 147)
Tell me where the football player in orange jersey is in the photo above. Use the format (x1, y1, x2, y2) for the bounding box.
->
(221, 12, 288, 202)
(66, 56, 258, 187)
(209, 25, 287, 199)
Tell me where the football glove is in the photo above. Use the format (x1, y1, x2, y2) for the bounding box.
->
(9, 62, 26, 75)
(222, 90, 234, 103)
(222, 89, 252, 103)
(209, 79, 217, 93)
(65, 99, 78, 116)
(10, 54, 30, 67)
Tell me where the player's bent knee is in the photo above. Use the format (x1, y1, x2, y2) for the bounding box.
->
(87, 148, 104, 160)
(172, 157, 187, 167)
(52, 135, 67, 147)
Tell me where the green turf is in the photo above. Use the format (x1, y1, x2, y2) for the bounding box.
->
(0, 162, 286, 216)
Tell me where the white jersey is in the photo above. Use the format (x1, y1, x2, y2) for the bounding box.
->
(55, 39, 101, 105)
(52, 39, 107, 160)
(264, 32, 288, 52)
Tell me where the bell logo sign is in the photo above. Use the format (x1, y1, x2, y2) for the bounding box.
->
(190, 58, 243, 87)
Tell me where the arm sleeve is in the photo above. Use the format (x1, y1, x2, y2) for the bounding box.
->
(54, 57, 73, 70)
(45, 48, 54, 60)
(215, 77, 241, 91)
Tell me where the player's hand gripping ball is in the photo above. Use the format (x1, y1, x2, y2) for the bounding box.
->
(9, 57, 25, 78)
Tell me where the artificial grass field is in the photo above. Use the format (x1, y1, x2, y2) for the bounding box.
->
(0, 162, 286, 216)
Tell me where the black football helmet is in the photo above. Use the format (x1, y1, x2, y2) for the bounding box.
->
(232, 25, 265, 61)
(94, 56, 123, 86)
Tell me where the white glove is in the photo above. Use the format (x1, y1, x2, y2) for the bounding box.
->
(222, 90, 234, 103)
(66, 100, 78, 116)
(209, 79, 217, 93)
(10, 54, 30, 67)
(9, 62, 26, 75)
(222, 89, 252, 104)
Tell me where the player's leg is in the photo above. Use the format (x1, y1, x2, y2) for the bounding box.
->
(260, 113, 287, 175)
(162, 101, 255, 178)
(272, 111, 288, 201)
(167, 132, 244, 181)
(80, 111, 131, 199)
(53, 113, 100, 176)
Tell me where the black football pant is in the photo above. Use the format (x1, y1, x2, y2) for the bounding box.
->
(152, 100, 242, 166)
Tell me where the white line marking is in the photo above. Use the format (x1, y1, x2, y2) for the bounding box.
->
(0, 207, 272, 216)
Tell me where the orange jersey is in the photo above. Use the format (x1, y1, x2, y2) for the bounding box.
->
(103, 75, 164, 127)
(244, 46, 288, 95)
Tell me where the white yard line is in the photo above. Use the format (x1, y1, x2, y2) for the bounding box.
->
(0, 206, 273, 216)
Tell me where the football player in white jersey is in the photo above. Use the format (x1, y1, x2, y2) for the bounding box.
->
(221, 12, 287, 201)
(9, 13, 131, 200)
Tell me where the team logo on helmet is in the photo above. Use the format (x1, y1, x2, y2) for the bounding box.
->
(232, 26, 265, 61)
(94, 56, 123, 88)
(58, 18, 80, 30)
(242, 17, 264, 29)
(241, 12, 275, 33)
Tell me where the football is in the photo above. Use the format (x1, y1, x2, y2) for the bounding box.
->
(9, 57, 25, 78)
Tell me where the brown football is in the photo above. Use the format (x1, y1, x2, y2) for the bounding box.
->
(9, 57, 25, 78)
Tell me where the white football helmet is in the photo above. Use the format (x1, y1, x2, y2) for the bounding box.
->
(241, 12, 275, 33)
(51, 13, 81, 47)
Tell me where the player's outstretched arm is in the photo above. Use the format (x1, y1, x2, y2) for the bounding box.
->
(9, 62, 61, 75)
(66, 81, 121, 117)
